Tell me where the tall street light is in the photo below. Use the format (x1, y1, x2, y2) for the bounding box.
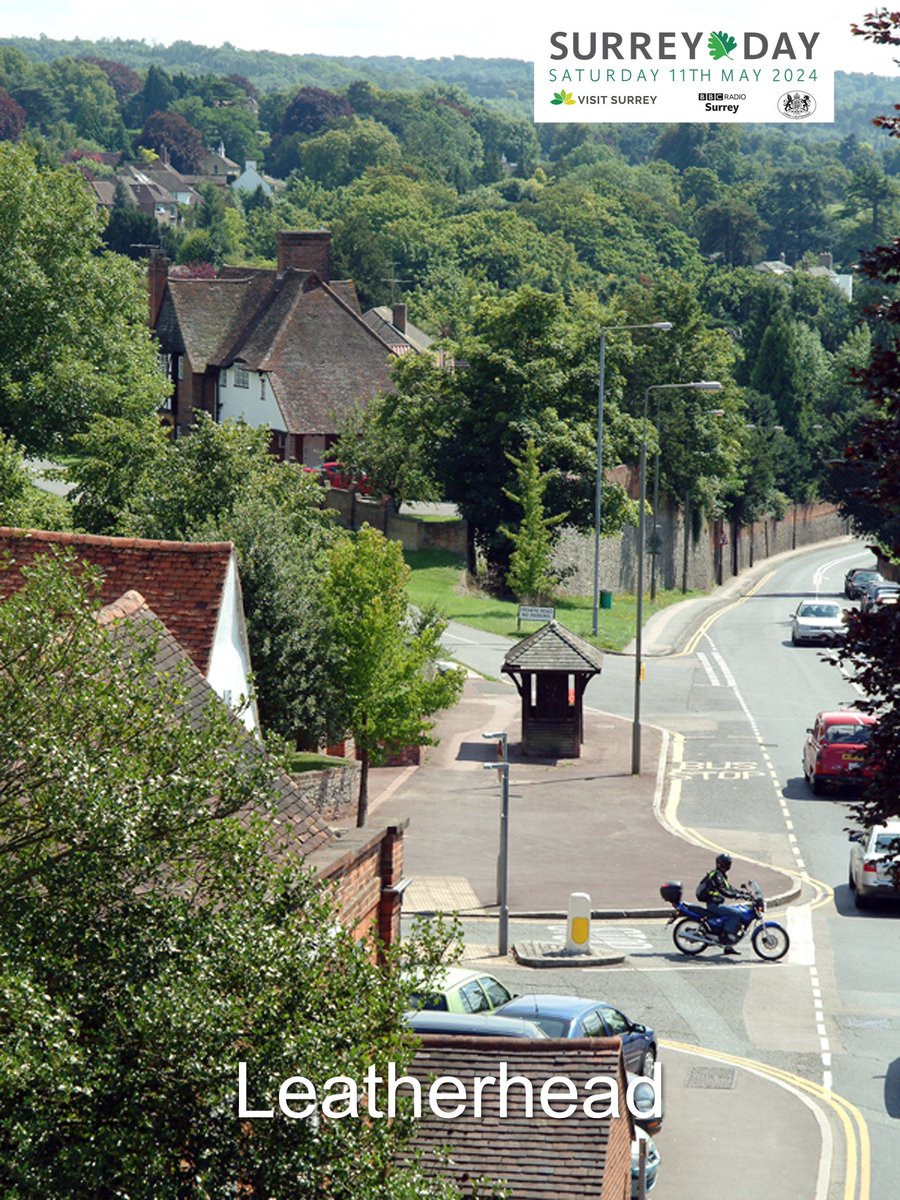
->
(632, 381, 723, 775)
(592, 321, 674, 637)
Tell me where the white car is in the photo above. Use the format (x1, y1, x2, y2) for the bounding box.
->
(848, 819, 900, 908)
(790, 600, 845, 646)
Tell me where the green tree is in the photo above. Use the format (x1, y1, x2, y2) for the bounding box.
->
(500, 439, 567, 601)
(0, 143, 170, 453)
(0, 552, 458, 1198)
(322, 525, 464, 827)
(0, 430, 72, 530)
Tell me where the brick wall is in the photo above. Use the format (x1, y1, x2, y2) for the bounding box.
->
(307, 821, 408, 955)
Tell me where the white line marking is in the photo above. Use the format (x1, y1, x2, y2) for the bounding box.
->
(696, 651, 721, 686)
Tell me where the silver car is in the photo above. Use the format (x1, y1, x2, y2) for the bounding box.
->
(848, 820, 900, 908)
(790, 600, 845, 645)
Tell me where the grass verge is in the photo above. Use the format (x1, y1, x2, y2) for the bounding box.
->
(404, 549, 703, 652)
(286, 751, 352, 773)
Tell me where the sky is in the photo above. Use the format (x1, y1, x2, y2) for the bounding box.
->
(4, 2, 899, 74)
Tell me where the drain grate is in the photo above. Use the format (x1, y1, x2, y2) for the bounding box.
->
(685, 1066, 738, 1090)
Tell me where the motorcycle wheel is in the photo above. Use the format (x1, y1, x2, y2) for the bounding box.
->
(672, 917, 709, 956)
(751, 923, 790, 961)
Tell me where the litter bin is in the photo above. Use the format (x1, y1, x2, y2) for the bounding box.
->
(600, 590, 613, 610)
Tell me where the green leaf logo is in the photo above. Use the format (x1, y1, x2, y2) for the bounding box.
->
(551, 89, 576, 106)
(708, 31, 737, 60)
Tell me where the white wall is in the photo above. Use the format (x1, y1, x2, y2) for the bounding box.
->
(206, 553, 260, 734)
(219, 368, 284, 434)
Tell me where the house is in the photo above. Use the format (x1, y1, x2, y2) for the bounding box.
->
(0, 528, 259, 733)
(150, 230, 400, 463)
(97, 161, 203, 227)
(231, 160, 274, 197)
(402, 1035, 635, 1198)
(95, 588, 409, 951)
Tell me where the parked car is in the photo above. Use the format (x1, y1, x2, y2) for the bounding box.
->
(803, 711, 877, 795)
(844, 567, 883, 599)
(848, 819, 900, 909)
(403, 1009, 547, 1038)
(860, 580, 900, 613)
(632, 1128, 661, 1196)
(790, 600, 846, 645)
(494, 993, 657, 1074)
(407, 966, 514, 1014)
(320, 460, 372, 494)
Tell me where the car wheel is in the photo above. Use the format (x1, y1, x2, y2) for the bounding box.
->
(854, 889, 868, 910)
(811, 775, 825, 796)
(640, 1045, 656, 1076)
(791, 632, 798, 646)
(848, 868, 856, 891)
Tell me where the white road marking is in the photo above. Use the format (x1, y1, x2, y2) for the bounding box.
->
(787, 905, 815, 966)
(696, 650, 721, 686)
(813, 550, 869, 597)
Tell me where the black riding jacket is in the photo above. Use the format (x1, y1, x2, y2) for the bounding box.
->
(703, 868, 740, 903)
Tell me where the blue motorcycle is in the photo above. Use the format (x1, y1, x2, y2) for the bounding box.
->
(659, 880, 790, 960)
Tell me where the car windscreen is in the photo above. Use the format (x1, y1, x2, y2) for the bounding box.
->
(874, 835, 900, 855)
(799, 604, 840, 618)
(824, 724, 872, 744)
(530, 1015, 570, 1037)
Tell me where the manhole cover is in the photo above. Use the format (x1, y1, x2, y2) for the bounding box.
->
(685, 1066, 738, 1090)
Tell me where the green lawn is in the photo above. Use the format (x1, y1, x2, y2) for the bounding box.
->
(286, 751, 352, 773)
(403, 549, 702, 652)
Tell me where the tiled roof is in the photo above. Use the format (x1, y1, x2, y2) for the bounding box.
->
(405, 1036, 630, 1198)
(363, 305, 434, 353)
(97, 590, 334, 858)
(0, 528, 233, 678)
(158, 268, 397, 436)
(502, 620, 605, 675)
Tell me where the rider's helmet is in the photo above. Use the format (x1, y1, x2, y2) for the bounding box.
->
(715, 853, 733, 872)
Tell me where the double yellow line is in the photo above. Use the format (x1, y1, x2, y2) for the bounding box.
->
(676, 569, 776, 657)
(662, 1040, 870, 1200)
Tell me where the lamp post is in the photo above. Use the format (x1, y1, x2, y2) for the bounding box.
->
(632, 381, 722, 775)
(592, 321, 673, 636)
(482, 731, 510, 956)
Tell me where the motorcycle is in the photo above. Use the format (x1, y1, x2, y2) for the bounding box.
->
(659, 880, 790, 961)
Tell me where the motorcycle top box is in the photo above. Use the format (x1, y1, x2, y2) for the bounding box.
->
(659, 881, 683, 905)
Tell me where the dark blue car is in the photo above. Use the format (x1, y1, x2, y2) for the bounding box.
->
(495, 993, 657, 1075)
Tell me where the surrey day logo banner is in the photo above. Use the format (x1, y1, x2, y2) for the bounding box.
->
(534, 14, 837, 124)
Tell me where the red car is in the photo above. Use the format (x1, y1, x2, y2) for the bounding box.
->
(803, 711, 877, 795)
(320, 461, 372, 495)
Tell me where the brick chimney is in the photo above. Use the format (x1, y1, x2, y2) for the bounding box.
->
(148, 250, 169, 326)
(276, 230, 332, 281)
(818, 252, 833, 271)
(392, 302, 408, 335)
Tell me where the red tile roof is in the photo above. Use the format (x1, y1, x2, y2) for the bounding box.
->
(97, 590, 334, 859)
(0, 528, 233, 678)
(404, 1036, 633, 1199)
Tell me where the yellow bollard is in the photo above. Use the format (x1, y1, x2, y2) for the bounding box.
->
(566, 892, 592, 953)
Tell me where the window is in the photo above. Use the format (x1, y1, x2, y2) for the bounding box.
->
(459, 981, 490, 1014)
(601, 1008, 630, 1036)
(220, 369, 228, 388)
(581, 1011, 604, 1037)
(233, 364, 249, 388)
(260, 374, 266, 400)
(479, 977, 511, 1009)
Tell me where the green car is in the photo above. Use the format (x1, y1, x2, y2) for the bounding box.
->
(407, 966, 514, 1014)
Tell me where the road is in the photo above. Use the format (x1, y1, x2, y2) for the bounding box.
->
(435, 540, 898, 1200)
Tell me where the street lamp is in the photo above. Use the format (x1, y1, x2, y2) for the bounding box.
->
(632, 381, 723, 775)
(592, 321, 673, 637)
(482, 731, 510, 956)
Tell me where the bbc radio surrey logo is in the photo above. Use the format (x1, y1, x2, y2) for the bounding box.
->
(535, 19, 836, 124)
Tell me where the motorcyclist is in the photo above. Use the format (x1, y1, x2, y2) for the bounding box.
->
(698, 853, 745, 955)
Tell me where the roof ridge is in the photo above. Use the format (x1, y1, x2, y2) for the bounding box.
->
(0, 528, 234, 555)
(97, 589, 148, 625)
(214, 270, 309, 367)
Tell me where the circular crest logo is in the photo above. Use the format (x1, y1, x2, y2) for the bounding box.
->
(778, 91, 816, 120)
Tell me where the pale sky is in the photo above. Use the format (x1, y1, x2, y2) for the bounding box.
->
(4, 2, 898, 74)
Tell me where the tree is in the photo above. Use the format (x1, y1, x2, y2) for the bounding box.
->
(322, 525, 464, 827)
(139, 109, 206, 173)
(500, 439, 567, 601)
(0, 86, 25, 141)
(0, 143, 170, 454)
(280, 85, 353, 137)
(0, 553, 457, 1198)
(0, 430, 72, 530)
